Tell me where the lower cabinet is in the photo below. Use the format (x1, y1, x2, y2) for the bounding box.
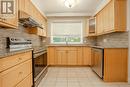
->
(0, 51, 33, 87)
(67, 49, 77, 65)
(104, 48, 128, 82)
(55, 50, 67, 65)
(48, 46, 92, 66)
(83, 47, 92, 65)
(16, 74, 32, 87)
(55, 47, 78, 66)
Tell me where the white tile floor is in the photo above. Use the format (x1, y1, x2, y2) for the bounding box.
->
(38, 67, 130, 87)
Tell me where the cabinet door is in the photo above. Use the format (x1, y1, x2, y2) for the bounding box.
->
(77, 47, 83, 65)
(67, 50, 77, 65)
(104, 49, 128, 82)
(104, 0, 115, 32)
(18, 0, 25, 12)
(96, 13, 103, 35)
(0, 0, 18, 28)
(0, 60, 32, 87)
(16, 74, 32, 87)
(83, 47, 91, 65)
(25, 0, 31, 15)
(55, 50, 67, 65)
(47, 47, 55, 65)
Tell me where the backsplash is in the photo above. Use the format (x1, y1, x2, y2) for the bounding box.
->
(0, 25, 128, 49)
(83, 37, 97, 45)
(96, 32, 129, 48)
(0, 25, 46, 50)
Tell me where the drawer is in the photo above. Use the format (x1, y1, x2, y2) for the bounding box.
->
(16, 73, 33, 87)
(56, 47, 69, 51)
(68, 47, 78, 50)
(0, 51, 32, 72)
(0, 60, 32, 87)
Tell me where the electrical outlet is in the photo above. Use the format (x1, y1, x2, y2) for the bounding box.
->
(42, 40, 46, 43)
(103, 39, 107, 42)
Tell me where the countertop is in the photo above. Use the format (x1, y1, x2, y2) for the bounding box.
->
(47, 44, 128, 49)
(0, 46, 47, 59)
(0, 45, 127, 59)
(47, 44, 89, 47)
(0, 48, 33, 59)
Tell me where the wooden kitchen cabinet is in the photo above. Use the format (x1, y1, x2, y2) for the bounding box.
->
(47, 47, 55, 65)
(47, 46, 92, 66)
(77, 47, 83, 65)
(96, 0, 126, 35)
(67, 47, 78, 65)
(18, 0, 47, 36)
(0, 51, 32, 72)
(16, 74, 32, 87)
(83, 47, 92, 65)
(0, 0, 18, 28)
(86, 17, 97, 37)
(0, 51, 33, 87)
(25, 27, 46, 37)
(104, 48, 128, 82)
(55, 47, 78, 66)
(18, 0, 30, 14)
(55, 49, 68, 65)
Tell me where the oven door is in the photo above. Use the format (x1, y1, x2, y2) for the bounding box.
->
(33, 51, 47, 79)
(34, 53, 47, 78)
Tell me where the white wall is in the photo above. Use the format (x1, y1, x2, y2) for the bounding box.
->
(128, 0, 130, 84)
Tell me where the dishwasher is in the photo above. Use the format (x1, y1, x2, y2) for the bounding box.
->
(91, 48, 104, 79)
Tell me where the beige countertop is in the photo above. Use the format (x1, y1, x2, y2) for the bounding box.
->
(0, 48, 33, 59)
(47, 44, 89, 47)
(47, 44, 128, 49)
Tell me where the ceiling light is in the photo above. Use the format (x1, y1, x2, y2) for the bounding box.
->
(64, 0, 76, 8)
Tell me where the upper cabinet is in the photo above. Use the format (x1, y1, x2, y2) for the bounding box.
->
(87, 0, 127, 36)
(18, 0, 47, 37)
(96, 0, 126, 35)
(86, 17, 96, 37)
(0, 0, 18, 28)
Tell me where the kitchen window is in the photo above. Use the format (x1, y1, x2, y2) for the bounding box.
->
(51, 22, 83, 44)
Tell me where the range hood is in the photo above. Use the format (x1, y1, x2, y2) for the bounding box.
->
(19, 11, 43, 29)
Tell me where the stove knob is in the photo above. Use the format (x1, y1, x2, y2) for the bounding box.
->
(15, 39, 17, 41)
(11, 38, 14, 41)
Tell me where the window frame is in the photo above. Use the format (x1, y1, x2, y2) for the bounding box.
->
(50, 21, 83, 44)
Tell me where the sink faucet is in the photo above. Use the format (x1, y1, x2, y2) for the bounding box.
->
(65, 37, 68, 45)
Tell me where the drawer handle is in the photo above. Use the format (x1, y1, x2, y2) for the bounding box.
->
(19, 72, 23, 74)
(19, 58, 22, 60)
(3, 18, 6, 21)
(0, 17, 6, 20)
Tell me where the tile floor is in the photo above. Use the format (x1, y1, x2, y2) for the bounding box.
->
(38, 67, 130, 87)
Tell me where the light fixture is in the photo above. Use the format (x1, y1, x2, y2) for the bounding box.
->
(64, 0, 76, 8)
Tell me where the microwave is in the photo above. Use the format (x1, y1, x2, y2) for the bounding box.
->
(88, 17, 96, 34)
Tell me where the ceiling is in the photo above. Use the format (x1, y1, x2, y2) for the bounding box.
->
(31, 0, 103, 17)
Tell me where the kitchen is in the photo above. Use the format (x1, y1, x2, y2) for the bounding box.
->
(0, 0, 130, 87)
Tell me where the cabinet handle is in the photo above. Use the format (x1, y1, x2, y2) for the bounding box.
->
(19, 58, 22, 60)
(19, 72, 23, 74)
(0, 18, 6, 21)
(3, 18, 6, 21)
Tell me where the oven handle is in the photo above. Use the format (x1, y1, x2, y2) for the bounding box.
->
(33, 51, 47, 58)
